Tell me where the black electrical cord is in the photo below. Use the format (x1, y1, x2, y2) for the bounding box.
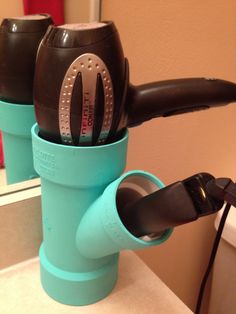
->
(195, 202, 231, 314)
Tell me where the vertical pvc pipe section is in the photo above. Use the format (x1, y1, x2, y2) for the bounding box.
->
(31, 124, 128, 305)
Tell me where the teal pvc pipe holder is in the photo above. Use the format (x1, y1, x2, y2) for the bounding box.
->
(76, 172, 172, 259)
(0, 100, 38, 184)
(31, 124, 172, 306)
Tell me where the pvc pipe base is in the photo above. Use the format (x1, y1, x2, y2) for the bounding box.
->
(0, 100, 38, 184)
(39, 245, 119, 306)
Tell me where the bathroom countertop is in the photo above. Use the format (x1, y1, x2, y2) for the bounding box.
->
(0, 251, 192, 314)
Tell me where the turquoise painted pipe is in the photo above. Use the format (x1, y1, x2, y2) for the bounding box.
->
(32, 124, 172, 306)
(76, 172, 172, 259)
(0, 100, 38, 184)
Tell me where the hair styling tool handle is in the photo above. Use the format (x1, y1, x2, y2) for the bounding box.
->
(127, 78, 236, 127)
(118, 173, 225, 238)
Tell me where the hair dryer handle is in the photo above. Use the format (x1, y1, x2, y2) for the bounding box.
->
(127, 78, 236, 127)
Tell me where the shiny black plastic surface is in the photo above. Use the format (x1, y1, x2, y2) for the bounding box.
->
(118, 173, 224, 238)
(34, 22, 127, 144)
(0, 14, 53, 104)
(34, 21, 236, 145)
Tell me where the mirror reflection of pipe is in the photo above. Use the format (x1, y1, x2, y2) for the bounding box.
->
(0, 14, 53, 184)
(34, 21, 236, 146)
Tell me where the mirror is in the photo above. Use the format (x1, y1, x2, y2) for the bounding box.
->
(0, 0, 101, 189)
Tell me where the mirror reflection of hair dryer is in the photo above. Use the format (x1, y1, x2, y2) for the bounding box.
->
(34, 21, 236, 146)
(117, 172, 236, 239)
(0, 14, 53, 184)
(0, 14, 53, 104)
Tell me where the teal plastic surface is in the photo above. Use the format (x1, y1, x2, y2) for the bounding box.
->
(76, 171, 172, 259)
(32, 124, 128, 305)
(32, 124, 172, 306)
(0, 100, 38, 184)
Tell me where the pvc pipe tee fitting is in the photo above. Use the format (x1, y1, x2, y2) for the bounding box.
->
(32, 124, 172, 306)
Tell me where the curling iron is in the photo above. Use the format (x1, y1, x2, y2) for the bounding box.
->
(34, 21, 236, 146)
(117, 172, 236, 239)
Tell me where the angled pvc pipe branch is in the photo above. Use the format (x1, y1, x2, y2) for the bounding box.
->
(32, 124, 172, 306)
(76, 171, 172, 259)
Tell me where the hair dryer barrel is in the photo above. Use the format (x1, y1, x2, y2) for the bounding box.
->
(34, 22, 127, 146)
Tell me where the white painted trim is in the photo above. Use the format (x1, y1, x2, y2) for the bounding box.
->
(0, 177, 40, 196)
(89, 0, 101, 22)
(0, 185, 41, 206)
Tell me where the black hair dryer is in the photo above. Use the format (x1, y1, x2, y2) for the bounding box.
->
(0, 14, 53, 184)
(0, 14, 53, 104)
(34, 21, 236, 146)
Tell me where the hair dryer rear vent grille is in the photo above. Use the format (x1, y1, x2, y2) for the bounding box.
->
(59, 53, 114, 146)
